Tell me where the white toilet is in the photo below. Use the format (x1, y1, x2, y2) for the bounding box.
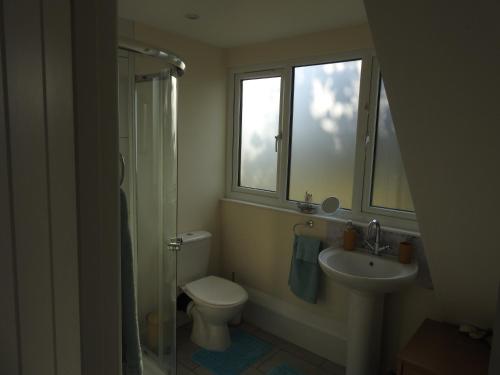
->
(178, 231, 248, 351)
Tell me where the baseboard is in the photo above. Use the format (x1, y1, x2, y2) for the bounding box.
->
(242, 286, 347, 366)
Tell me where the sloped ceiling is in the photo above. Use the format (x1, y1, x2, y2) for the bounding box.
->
(363, 0, 500, 327)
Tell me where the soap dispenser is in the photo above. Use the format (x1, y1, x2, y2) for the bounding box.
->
(343, 220, 356, 251)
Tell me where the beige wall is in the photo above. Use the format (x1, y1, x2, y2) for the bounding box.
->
(225, 24, 374, 67)
(221, 200, 442, 369)
(133, 22, 227, 274)
(221, 200, 350, 322)
(123, 19, 478, 371)
(221, 24, 444, 370)
(126, 22, 374, 280)
(364, 0, 500, 328)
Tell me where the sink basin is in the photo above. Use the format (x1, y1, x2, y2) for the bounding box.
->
(318, 247, 418, 294)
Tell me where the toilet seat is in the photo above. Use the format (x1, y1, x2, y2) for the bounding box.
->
(184, 275, 248, 308)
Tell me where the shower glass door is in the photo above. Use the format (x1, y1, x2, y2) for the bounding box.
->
(135, 63, 178, 374)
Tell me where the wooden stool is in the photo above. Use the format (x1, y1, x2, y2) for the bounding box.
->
(397, 319, 490, 374)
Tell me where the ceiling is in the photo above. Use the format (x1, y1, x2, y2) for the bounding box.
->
(118, 0, 367, 48)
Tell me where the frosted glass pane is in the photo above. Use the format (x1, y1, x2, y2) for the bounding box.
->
(288, 60, 362, 209)
(371, 80, 414, 211)
(239, 77, 281, 191)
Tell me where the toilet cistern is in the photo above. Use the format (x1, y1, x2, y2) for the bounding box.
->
(364, 219, 390, 256)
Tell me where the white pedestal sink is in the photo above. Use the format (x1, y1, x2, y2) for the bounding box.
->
(318, 248, 418, 375)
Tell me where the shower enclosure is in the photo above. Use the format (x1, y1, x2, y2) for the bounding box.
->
(118, 39, 185, 375)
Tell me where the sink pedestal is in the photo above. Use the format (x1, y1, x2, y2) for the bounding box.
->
(346, 291, 384, 375)
(318, 248, 418, 375)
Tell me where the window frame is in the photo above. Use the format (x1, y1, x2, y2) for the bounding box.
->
(362, 61, 417, 221)
(286, 57, 369, 212)
(225, 51, 418, 232)
(231, 69, 288, 200)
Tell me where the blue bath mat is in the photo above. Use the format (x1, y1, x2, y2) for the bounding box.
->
(192, 329, 272, 375)
(267, 364, 304, 375)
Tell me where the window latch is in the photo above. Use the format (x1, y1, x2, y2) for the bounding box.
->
(275, 132, 282, 152)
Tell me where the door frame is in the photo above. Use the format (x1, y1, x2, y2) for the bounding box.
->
(72, 0, 121, 374)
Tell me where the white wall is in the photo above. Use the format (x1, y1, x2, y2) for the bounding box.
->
(364, 0, 500, 328)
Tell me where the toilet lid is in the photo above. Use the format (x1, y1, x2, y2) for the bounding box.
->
(184, 276, 248, 307)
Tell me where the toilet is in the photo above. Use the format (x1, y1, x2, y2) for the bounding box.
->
(178, 231, 248, 351)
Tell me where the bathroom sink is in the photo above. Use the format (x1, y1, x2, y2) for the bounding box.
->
(319, 247, 419, 374)
(318, 247, 418, 294)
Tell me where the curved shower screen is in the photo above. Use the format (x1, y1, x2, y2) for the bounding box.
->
(118, 40, 184, 375)
(134, 67, 178, 374)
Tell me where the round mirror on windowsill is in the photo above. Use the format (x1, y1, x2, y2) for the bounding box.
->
(320, 196, 340, 215)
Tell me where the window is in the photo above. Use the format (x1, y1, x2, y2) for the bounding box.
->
(370, 80, 414, 212)
(288, 60, 362, 208)
(228, 55, 416, 229)
(239, 76, 282, 191)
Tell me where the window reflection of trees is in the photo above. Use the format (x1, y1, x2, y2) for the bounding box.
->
(240, 77, 281, 191)
(237, 63, 414, 213)
(289, 60, 362, 207)
(372, 81, 414, 211)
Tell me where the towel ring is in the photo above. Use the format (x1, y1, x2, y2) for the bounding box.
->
(293, 220, 314, 235)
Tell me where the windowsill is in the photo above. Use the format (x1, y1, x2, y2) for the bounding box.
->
(221, 197, 421, 237)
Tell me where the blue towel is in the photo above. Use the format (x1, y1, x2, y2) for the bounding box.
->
(121, 189, 143, 375)
(288, 235, 322, 304)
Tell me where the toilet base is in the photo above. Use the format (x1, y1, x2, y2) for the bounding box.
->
(191, 320, 231, 352)
(229, 312, 242, 326)
(188, 302, 231, 351)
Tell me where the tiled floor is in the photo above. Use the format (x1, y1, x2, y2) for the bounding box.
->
(176, 322, 345, 375)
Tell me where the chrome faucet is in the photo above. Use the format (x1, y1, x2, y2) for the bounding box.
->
(364, 219, 390, 256)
